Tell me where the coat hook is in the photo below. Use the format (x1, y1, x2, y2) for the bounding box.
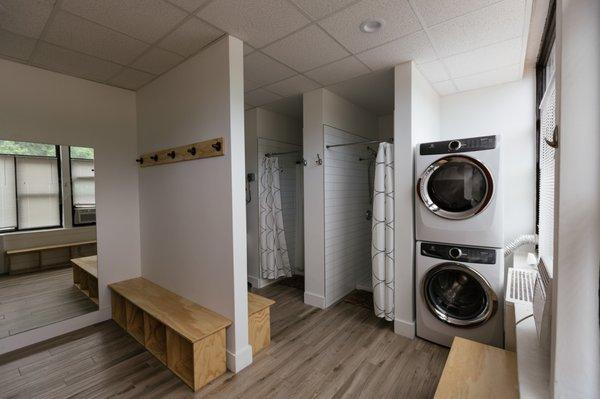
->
(135, 157, 144, 164)
(212, 141, 222, 152)
(150, 154, 158, 162)
(167, 150, 176, 159)
(545, 125, 559, 148)
(187, 146, 196, 156)
(316, 153, 322, 165)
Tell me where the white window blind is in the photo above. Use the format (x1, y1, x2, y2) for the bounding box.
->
(71, 159, 95, 207)
(0, 155, 16, 230)
(538, 74, 556, 274)
(16, 157, 60, 229)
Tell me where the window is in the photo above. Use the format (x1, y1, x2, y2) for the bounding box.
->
(0, 140, 61, 231)
(70, 146, 96, 226)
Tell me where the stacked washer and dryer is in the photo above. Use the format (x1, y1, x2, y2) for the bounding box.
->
(415, 135, 504, 348)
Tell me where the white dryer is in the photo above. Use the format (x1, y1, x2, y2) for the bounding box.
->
(416, 241, 504, 348)
(415, 135, 503, 248)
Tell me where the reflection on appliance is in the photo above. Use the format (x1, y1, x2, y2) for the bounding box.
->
(415, 135, 503, 248)
(416, 241, 504, 348)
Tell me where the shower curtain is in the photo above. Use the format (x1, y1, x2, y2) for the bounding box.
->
(259, 156, 292, 279)
(372, 142, 395, 321)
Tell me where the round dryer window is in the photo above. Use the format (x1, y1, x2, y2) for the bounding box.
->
(422, 263, 497, 327)
(418, 156, 493, 220)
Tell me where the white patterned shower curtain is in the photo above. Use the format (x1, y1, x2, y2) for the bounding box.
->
(259, 157, 292, 279)
(372, 142, 395, 321)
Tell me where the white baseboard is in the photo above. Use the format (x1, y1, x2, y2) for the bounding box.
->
(247, 275, 260, 289)
(394, 318, 415, 339)
(304, 291, 326, 309)
(226, 344, 253, 373)
(0, 306, 111, 355)
(248, 274, 283, 289)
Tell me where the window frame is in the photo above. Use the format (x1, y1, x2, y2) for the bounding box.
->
(68, 146, 96, 227)
(535, 0, 556, 235)
(0, 145, 63, 234)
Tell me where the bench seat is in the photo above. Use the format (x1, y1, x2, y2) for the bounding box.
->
(5, 240, 97, 275)
(71, 255, 98, 305)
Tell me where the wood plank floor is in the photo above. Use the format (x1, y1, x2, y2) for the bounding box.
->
(0, 268, 98, 339)
(0, 281, 449, 399)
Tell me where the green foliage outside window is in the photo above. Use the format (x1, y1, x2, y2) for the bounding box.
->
(0, 140, 56, 157)
(70, 146, 94, 160)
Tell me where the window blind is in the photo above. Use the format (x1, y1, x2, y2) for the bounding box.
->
(0, 155, 16, 230)
(71, 159, 95, 207)
(16, 157, 60, 229)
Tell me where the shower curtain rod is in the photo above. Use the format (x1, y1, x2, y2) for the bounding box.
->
(325, 138, 393, 149)
(264, 150, 300, 157)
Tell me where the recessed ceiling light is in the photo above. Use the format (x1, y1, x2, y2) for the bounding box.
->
(360, 19, 384, 33)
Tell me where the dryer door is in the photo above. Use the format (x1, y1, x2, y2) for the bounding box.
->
(418, 155, 493, 220)
(422, 263, 497, 327)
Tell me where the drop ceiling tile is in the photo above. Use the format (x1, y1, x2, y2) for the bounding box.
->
(31, 41, 123, 82)
(244, 51, 296, 85)
(245, 88, 282, 106)
(158, 17, 222, 57)
(356, 31, 436, 71)
(305, 56, 369, 85)
(429, 0, 526, 57)
(245, 79, 262, 92)
(291, 0, 358, 20)
(61, 0, 187, 44)
(432, 80, 457, 96)
(0, 0, 55, 38)
(165, 0, 209, 12)
(243, 43, 254, 55)
(318, 0, 421, 53)
(453, 63, 521, 91)
(417, 60, 449, 83)
(132, 47, 183, 75)
(265, 74, 320, 97)
(413, 0, 500, 27)
(443, 37, 522, 78)
(262, 25, 349, 72)
(108, 67, 155, 90)
(44, 11, 149, 65)
(0, 29, 37, 60)
(198, 0, 310, 48)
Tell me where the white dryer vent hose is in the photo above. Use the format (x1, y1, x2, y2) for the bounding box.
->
(504, 234, 538, 257)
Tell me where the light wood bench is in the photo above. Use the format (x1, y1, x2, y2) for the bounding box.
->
(5, 240, 97, 275)
(248, 292, 275, 355)
(71, 255, 98, 305)
(109, 278, 232, 391)
(434, 337, 519, 399)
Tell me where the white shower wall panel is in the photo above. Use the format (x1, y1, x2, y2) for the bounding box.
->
(324, 126, 373, 306)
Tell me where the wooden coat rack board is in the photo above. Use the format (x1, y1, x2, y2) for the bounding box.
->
(136, 137, 224, 167)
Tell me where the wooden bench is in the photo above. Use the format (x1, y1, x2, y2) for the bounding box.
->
(71, 255, 98, 305)
(5, 240, 97, 275)
(248, 292, 275, 355)
(434, 337, 519, 399)
(109, 278, 232, 391)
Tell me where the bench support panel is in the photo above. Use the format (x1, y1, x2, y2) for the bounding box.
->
(249, 307, 271, 355)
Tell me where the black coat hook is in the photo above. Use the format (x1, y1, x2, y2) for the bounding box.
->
(150, 154, 158, 162)
(187, 146, 196, 156)
(135, 157, 144, 164)
(212, 141, 222, 152)
(167, 151, 176, 159)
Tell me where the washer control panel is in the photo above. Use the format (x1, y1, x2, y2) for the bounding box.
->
(421, 242, 496, 264)
(420, 135, 496, 155)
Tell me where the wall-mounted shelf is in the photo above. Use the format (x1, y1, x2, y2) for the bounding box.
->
(136, 137, 224, 168)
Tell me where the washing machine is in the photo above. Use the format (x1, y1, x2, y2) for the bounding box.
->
(415, 135, 503, 248)
(416, 241, 504, 348)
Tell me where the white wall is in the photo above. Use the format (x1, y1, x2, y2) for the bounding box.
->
(0, 59, 141, 354)
(440, 70, 537, 245)
(378, 115, 394, 140)
(394, 62, 441, 338)
(552, 0, 600, 396)
(245, 108, 302, 289)
(303, 88, 379, 308)
(136, 36, 251, 372)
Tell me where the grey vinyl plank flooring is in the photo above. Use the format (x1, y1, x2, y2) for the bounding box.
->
(0, 281, 449, 399)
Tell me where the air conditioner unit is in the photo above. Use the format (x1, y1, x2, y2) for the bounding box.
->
(74, 207, 96, 224)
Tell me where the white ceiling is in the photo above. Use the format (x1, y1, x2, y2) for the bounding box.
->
(0, 0, 534, 107)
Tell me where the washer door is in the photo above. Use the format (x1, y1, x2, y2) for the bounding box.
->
(422, 263, 497, 327)
(418, 155, 493, 220)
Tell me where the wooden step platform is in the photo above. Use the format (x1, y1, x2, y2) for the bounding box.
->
(248, 292, 275, 355)
(71, 255, 98, 305)
(109, 278, 231, 391)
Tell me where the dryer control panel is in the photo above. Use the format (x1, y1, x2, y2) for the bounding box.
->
(420, 242, 496, 264)
(420, 135, 496, 155)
